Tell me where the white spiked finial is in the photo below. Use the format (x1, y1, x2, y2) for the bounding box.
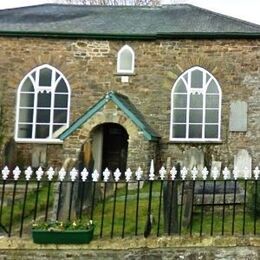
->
(103, 168, 110, 182)
(212, 167, 219, 180)
(47, 167, 55, 181)
(149, 159, 155, 180)
(58, 168, 66, 181)
(180, 167, 188, 180)
(243, 167, 250, 180)
(170, 167, 177, 180)
(2, 166, 10, 180)
(135, 167, 143, 181)
(191, 167, 198, 180)
(253, 166, 260, 180)
(233, 167, 239, 180)
(80, 168, 89, 182)
(25, 167, 33, 181)
(202, 167, 209, 180)
(70, 168, 78, 182)
(159, 166, 167, 180)
(223, 167, 230, 180)
(125, 168, 132, 182)
(92, 170, 99, 182)
(114, 168, 121, 182)
(13, 166, 21, 181)
(36, 167, 44, 181)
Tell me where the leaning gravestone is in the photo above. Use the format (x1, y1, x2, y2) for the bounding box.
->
(163, 157, 178, 234)
(234, 149, 252, 178)
(182, 147, 204, 228)
(54, 158, 78, 221)
(4, 138, 17, 170)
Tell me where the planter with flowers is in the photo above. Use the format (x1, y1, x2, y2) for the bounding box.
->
(32, 219, 94, 244)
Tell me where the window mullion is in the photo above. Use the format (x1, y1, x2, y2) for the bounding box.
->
(186, 73, 191, 139)
(31, 69, 40, 139)
(49, 70, 56, 138)
(49, 92, 54, 138)
(32, 89, 38, 139)
(202, 72, 206, 139)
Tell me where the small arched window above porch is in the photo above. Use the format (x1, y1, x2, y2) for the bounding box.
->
(117, 45, 135, 74)
(15, 64, 71, 143)
(170, 66, 222, 142)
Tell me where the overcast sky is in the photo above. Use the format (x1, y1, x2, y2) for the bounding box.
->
(0, 0, 260, 25)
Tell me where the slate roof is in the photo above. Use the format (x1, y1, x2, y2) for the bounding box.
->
(59, 91, 160, 141)
(0, 4, 260, 39)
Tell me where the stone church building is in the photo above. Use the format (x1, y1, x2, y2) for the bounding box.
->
(0, 4, 259, 174)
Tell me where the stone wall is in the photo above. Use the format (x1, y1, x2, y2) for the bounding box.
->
(0, 236, 259, 260)
(1, 247, 259, 260)
(0, 37, 259, 169)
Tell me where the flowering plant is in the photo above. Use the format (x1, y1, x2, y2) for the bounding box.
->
(32, 219, 94, 232)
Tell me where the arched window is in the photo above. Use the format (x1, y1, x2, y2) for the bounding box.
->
(170, 66, 222, 141)
(15, 64, 71, 142)
(117, 45, 135, 74)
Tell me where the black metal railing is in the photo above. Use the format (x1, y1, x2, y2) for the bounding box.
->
(0, 166, 259, 238)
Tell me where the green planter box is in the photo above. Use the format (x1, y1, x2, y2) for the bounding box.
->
(32, 226, 94, 244)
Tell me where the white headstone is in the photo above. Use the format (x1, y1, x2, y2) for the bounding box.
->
(32, 144, 47, 168)
(210, 161, 222, 178)
(182, 147, 204, 178)
(234, 149, 252, 178)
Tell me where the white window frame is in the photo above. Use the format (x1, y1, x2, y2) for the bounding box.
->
(15, 64, 71, 143)
(117, 45, 135, 74)
(170, 66, 222, 142)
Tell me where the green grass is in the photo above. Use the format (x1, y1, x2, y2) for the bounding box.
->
(0, 181, 54, 234)
(184, 207, 260, 236)
(90, 182, 260, 238)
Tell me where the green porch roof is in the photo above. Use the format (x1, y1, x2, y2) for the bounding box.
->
(59, 91, 160, 141)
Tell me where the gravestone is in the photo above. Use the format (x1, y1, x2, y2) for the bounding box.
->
(182, 147, 204, 228)
(76, 141, 103, 217)
(210, 161, 222, 178)
(4, 138, 17, 170)
(183, 147, 204, 174)
(234, 149, 252, 178)
(32, 144, 47, 168)
(229, 101, 248, 132)
(163, 157, 178, 234)
(53, 158, 78, 221)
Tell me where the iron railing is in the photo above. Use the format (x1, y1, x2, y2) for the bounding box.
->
(0, 165, 259, 238)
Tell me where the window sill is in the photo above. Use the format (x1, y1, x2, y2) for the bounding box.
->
(114, 72, 136, 76)
(15, 138, 63, 144)
(168, 139, 223, 144)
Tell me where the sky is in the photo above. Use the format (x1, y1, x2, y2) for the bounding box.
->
(0, 0, 260, 25)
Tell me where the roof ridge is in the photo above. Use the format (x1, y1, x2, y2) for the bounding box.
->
(0, 3, 161, 11)
(0, 4, 48, 12)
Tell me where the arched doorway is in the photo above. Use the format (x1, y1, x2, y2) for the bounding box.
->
(91, 123, 129, 173)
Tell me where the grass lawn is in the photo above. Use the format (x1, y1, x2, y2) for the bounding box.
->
(91, 182, 260, 238)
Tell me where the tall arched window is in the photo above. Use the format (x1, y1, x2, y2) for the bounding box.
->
(15, 64, 71, 142)
(170, 66, 222, 141)
(117, 45, 135, 74)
